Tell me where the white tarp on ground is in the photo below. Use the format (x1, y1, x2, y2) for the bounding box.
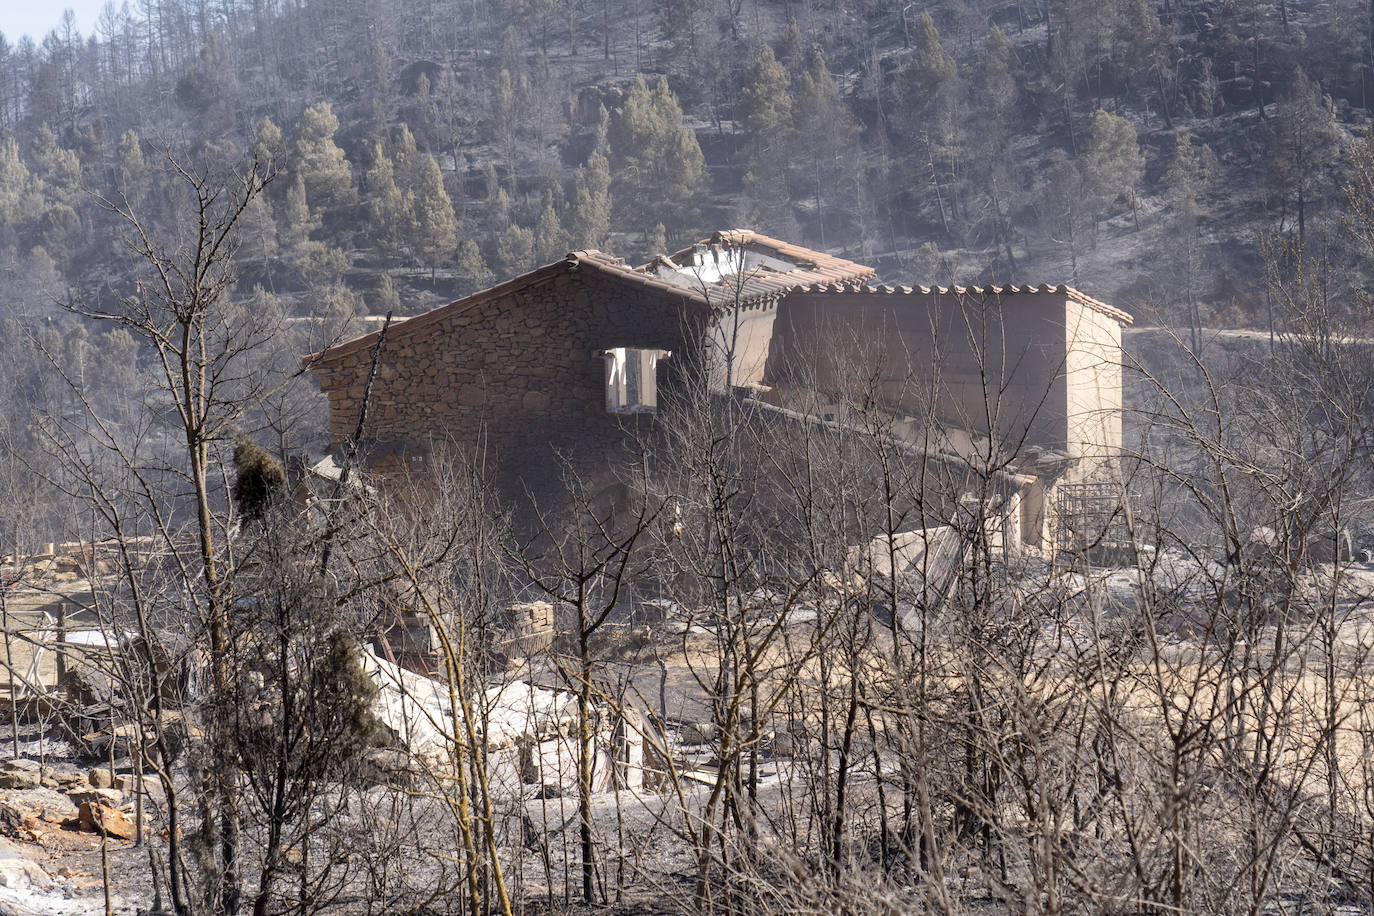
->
(357, 649, 578, 762)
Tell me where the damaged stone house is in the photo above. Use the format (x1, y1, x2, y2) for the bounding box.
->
(305, 230, 1133, 557)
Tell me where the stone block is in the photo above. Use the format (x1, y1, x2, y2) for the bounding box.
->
(77, 801, 136, 840)
(68, 787, 123, 808)
(0, 760, 40, 790)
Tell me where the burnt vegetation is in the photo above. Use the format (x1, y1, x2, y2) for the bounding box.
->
(3, 0, 1374, 915)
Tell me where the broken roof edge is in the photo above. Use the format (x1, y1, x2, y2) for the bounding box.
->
(662, 229, 876, 273)
(303, 250, 710, 367)
(652, 229, 877, 298)
(794, 282, 1135, 326)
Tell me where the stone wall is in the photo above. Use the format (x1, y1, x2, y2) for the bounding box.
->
(310, 266, 706, 499)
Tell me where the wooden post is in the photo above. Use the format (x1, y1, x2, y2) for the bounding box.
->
(55, 603, 66, 687)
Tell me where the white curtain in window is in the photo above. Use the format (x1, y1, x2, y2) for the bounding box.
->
(603, 347, 668, 413)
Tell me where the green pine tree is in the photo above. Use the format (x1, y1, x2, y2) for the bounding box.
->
(1083, 109, 1145, 227)
(413, 155, 458, 281)
(569, 150, 612, 250)
(457, 239, 492, 292)
(535, 201, 566, 263)
(253, 117, 286, 171)
(495, 223, 535, 275)
(0, 138, 37, 237)
(115, 130, 148, 204)
(365, 142, 409, 257)
(611, 76, 705, 236)
(295, 103, 358, 225)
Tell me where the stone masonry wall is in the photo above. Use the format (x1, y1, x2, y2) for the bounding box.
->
(311, 266, 704, 497)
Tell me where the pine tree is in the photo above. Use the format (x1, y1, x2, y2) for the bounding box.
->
(610, 76, 704, 235)
(776, 18, 803, 73)
(979, 27, 1020, 132)
(280, 173, 318, 252)
(739, 46, 792, 140)
(253, 118, 286, 171)
(1083, 109, 1145, 228)
(0, 138, 37, 241)
(30, 125, 81, 209)
(900, 13, 956, 108)
(364, 35, 395, 143)
(295, 102, 357, 225)
(488, 186, 511, 229)
(375, 271, 401, 314)
(321, 284, 364, 341)
(412, 154, 457, 280)
(241, 192, 278, 274)
(791, 49, 857, 245)
(495, 223, 535, 274)
(1271, 69, 1340, 245)
(569, 150, 612, 250)
(535, 201, 566, 262)
(647, 222, 667, 257)
(115, 130, 148, 204)
(365, 142, 409, 257)
(1162, 134, 1213, 347)
(279, 173, 347, 289)
(393, 124, 421, 193)
(896, 15, 966, 237)
(457, 239, 492, 292)
(1163, 134, 1216, 211)
(737, 45, 795, 228)
(1114, 0, 1174, 123)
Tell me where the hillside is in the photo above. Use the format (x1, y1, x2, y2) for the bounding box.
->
(0, 0, 1367, 324)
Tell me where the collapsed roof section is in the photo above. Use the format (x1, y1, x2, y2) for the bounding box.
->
(648, 229, 877, 308)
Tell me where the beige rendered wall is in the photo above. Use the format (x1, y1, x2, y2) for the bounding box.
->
(707, 303, 778, 390)
(1062, 300, 1125, 483)
(769, 290, 1072, 455)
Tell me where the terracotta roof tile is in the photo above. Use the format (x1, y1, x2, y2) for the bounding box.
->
(795, 282, 1134, 325)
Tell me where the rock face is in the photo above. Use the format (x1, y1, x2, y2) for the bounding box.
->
(0, 850, 51, 889)
(76, 802, 135, 841)
(66, 788, 122, 809)
(2, 790, 76, 826)
(679, 722, 716, 745)
(0, 761, 40, 791)
(41, 766, 88, 792)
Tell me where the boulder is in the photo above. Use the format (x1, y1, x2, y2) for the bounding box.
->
(40, 767, 87, 791)
(0, 761, 40, 791)
(87, 768, 113, 790)
(4, 789, 76, 824)
(0, 800, 40, 840)
(358, 748, 412, 787)
(77, 802, 136, 841)
(67, 788, 123, 808)
(0, 852, 51, 889)
(678, 722, 715, 745)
